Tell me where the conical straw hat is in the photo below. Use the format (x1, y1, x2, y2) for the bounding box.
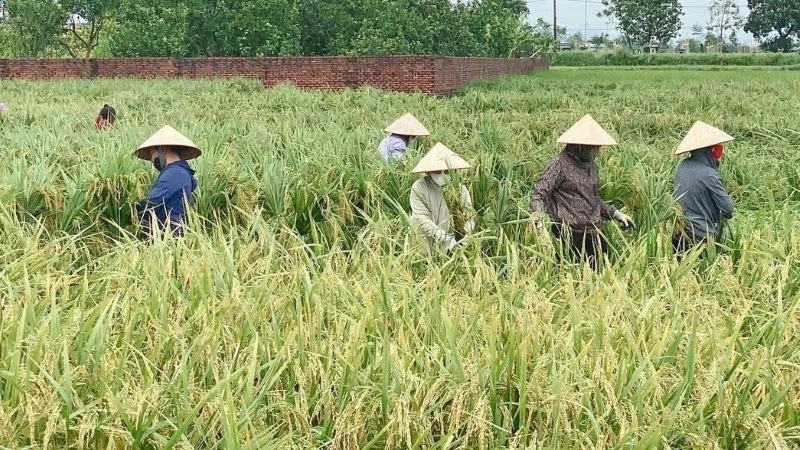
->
(556, 115, 617, 146)
(135, 125, 202, 160)
(385, 113, 430, 136)
(412, 143, 471, 173)
(674, 121, 734, 155)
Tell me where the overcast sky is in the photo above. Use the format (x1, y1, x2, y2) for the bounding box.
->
(526, 0, 755, 44)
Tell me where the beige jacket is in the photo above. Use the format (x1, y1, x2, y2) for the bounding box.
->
(410, 176, 475, 251)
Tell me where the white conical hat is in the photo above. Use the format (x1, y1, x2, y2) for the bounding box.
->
(556, 115, 617, 146)
(385, 113, 430, 136)
(674, 121, 734, 155)
(135, 125, 202, 160)
(412, 143, 471, 173)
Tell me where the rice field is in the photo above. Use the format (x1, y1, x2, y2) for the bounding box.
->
(0, 68, 799, 448)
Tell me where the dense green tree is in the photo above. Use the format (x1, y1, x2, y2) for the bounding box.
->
(185, 0, 300, 56)
(298, 0, 372, 55)
(6, 0, 541, 58)
(108, 0, 190, 57)
(744, 0, 800, 52)
(7, 0, 64, 57)
(599, 0, 683, 48)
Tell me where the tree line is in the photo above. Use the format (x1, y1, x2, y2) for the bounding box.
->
(0, 0, 798, 59)
(0, 0, 555, 59)
(599, 0, 800, 53)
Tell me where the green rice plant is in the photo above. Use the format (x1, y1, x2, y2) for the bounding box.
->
(0, 71, 798, 448)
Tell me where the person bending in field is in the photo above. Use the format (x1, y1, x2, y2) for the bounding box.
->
(95, 104, 116, 129)
(134, 125, 200, 239)
(410, 143, 475, 254)
(378, 113, 430, 162)
(530, 115, 634, 270)
(672, 121, 735, 255)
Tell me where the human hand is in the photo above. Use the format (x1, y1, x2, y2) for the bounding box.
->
(613, 210, 635, 229)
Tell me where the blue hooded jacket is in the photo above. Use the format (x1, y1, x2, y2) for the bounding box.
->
(674, 147, 735, 239)
(136, 160, 197, 236)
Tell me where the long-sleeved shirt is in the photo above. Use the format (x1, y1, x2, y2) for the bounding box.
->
(530, 150, 617, 230)
(674, 147, 735, 238)
(136, 160, 197, 237)
(410, 176, 474, 251)
(378, 134, 409, 162)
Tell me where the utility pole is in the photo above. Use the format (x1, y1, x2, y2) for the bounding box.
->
(553, 0, 557, 42)
(584, 0, 588, 41)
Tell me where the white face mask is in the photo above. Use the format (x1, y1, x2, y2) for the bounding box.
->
(431, 173, 450, 187)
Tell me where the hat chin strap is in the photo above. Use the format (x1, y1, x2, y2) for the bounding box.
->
(158, 147, 168, 168)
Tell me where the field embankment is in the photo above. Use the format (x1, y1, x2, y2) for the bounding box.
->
(552, 51, 800, 67)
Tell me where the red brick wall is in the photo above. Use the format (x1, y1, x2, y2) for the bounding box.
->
(0, 56, 548, 94)
(433, 57, 549, 93)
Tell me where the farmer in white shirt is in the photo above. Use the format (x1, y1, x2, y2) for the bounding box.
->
(378, 113, 430, 162)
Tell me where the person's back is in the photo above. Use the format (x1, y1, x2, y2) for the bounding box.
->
(674, 148, 734, 239)
(378, 134, 409, 162)
(137, 161, 197, 236)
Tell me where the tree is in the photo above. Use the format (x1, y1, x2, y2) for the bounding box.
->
(589, 33, 611, 49)
(110, 0, 300, 57)
(7, 0, 116, 58)
(7, 0, 64, 57)
(744, 0, 800, 52)
(465, 0, 532, 57)
(707, 0, 743, 46)
(533, 17, 566, 41)
(108, 0, 190, 57)
(691, 24, 705, 41)
(58, 0, 119, 58)
(599, 0, 683, 49)
(567, 32, 584, 49)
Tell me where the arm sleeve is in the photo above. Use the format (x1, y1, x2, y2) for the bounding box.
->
(136, 169, 186, 212)
(601, 199, 618, 220)
(389, 139, 407, 160)
(460, 185, 476, 235)
(530, 159, 562, 214)
(140, 168, 187, 207)
(410, 184, 454, 245)
(708, 174, 735, 219)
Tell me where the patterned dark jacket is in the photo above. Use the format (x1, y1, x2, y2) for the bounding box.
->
(530, 148, 618, 230)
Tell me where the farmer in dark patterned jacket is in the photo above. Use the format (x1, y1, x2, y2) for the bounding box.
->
(530, 115, 634, 269)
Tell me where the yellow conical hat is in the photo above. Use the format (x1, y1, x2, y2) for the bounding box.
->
(385, 113, 430, 136)
(556, 115, 617, 146)
(135, 125, 202, 160)
(674, 121, 734, 155)
(412, 143, 471, 173)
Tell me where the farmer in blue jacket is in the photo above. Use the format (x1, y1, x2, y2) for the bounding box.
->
(673, 121, 735, 254)
(135, 125, 200, 238)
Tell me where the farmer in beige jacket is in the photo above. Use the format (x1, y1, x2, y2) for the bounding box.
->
(410, 143, 475, 253)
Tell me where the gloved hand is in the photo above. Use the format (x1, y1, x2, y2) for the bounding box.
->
(445, 235, 459, 252)
(464, 220, 475, 236)
(613, 210, 635, 229)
